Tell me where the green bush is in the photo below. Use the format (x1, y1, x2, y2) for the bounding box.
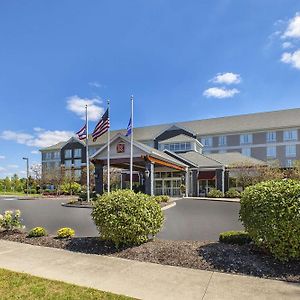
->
(151, 195, 170, 203)
(0, 210, 24, 231)
(219, 231, 251, 245)
(57, 227, 75, 239)
(240, 180, 300, 261)
(207, 188, 223, 198)
(225, 188, 240, 198)
(28, 227, 47, 237)
(60, 182, 81, 195)
(78, 191, 98, 202)
(92, 190, 164, 247)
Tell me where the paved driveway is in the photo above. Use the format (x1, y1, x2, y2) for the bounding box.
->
(0, 198, 243, 241)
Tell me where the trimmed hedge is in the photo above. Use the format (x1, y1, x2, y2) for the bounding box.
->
(219, 231, 251, 245)
(57, 227, 75, 239)
(151, 195, 170, 203)
(207, 188, 223, 198)
(92, 190, 164, 247)
(240, 180, 300, 261)
(225, 188, 240, 198)
(28, 227, 47, 237)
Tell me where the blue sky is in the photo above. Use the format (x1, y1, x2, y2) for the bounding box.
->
(1, 0, 300, 178)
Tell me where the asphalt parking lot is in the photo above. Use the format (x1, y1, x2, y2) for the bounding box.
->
(0, 198, 243, 241)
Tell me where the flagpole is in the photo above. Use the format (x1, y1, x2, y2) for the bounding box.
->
(130, 95, 134, 190)
(85, 105, 90, 202)
(107, 99, 110, 193)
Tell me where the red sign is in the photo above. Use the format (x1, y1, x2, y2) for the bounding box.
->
(116, 143, 125, 153)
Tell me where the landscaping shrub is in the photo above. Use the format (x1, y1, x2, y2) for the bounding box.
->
(60, 182, 81, 195)
(0, 210, 24, 231)
(207, 188, 223, 198)
(57, 227, 75, 238)
(240, 180, 300, 261)
(28, 227, 47, 237)
(151, 195, 170, 203)
(92, 190, 164, 247)
(219, 231, 251, 245)
(78, 191, 98, 202)
(225, 188, 240, 198)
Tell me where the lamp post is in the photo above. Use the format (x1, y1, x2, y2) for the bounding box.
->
(23, 157, 29, 196)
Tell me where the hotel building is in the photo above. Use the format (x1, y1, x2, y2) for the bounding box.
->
(40, 108, 300, 196)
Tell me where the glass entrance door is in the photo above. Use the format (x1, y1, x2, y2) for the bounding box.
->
(154, 178, 182, 196)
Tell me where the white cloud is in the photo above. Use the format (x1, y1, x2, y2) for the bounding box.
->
(88, 81, 104, 88)
(0, 155, 5, 159)
(0, 167, 6, 172)
(0, 129, 73, 148)
(282, 41, 293, 49)
(66, 95, 104, 121)
(282, 13, 300, 39)
(203, 87, 239, 99)
(31, 150, 39, 154)
(281, 50, 300, 69)
(210, 72, 241, 85)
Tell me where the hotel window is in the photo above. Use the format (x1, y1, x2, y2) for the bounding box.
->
(266, 131, 276, 143)
(185, 142, 191, 151)
(286, 159, 294, 168)
(74, 148, 82, 158)
(201, 137, 212, 147)
(266, 146, 276, 158)
(218, 135, 227, 146)
(74, 169, 81, 180)
(283, 129, 297, 141)
(241, 147, 251, 157)
(65, 160, 72, 168)
(45, 152, 52, 160)
(74, 159, 81, 167)
(285, 144, 296, 157)
(240, 134, 252, 144)
(64, 149, 72, 159)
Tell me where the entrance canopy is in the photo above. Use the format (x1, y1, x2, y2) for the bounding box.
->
(90, 134, 188, 196)
(90, 133, 187, 171)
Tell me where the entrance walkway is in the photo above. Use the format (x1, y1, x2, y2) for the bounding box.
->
(0, 240, 299, 300)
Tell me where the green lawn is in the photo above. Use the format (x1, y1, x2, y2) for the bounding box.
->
(0, 268, 134, 300)
(0, 192, 41, 197)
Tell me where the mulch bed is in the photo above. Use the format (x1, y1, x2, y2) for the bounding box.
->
(0, 230, 299, 283)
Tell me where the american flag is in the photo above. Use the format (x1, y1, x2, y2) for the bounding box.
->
(76, 124, 87, 140)
(92, 108, 110, 142)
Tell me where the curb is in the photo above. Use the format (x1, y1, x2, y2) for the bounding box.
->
(161, 201, 176, 210)
(186, 197, 240, 203)
(61, 203, 93, 209)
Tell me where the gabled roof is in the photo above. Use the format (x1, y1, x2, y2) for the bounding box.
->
(177, 151, 223, 168)
(158, 134, 198, 144)
(40, 108, 300, 151)
(91, 133, 187, 168)
(206, 152, 266, 167)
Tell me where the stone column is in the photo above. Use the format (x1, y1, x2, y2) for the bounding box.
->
(191, 169, 198, 197)
(215, 169, 223, 192)
(185, 168, 189, 197)
(94, 162, 103, 194)
(224, 170, 229, 192)
(144, 161, 154, 196)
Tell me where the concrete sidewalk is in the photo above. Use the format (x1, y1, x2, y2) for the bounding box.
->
(0, 240, 299, 300)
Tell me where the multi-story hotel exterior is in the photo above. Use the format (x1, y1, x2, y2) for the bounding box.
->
(40, 108, 300, 196)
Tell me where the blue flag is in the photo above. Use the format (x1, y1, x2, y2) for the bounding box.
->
(126, 117, 132, 136)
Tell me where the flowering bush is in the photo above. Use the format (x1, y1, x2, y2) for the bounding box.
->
(57, 227, 75, 238)
(0, 210, 24, 231)
(28, 227, 47, 237)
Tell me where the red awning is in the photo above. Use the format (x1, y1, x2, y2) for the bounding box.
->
(198, 171, 216, 180)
